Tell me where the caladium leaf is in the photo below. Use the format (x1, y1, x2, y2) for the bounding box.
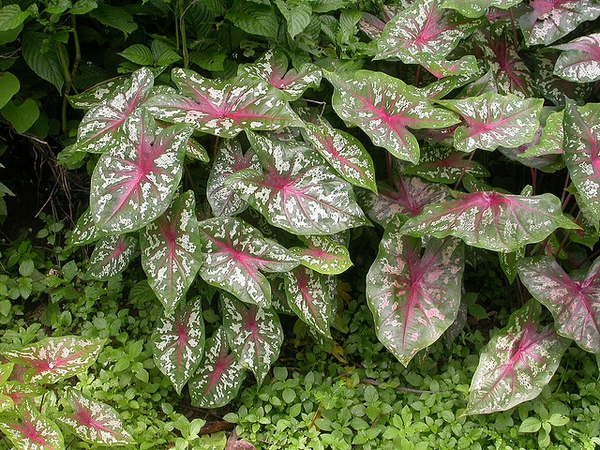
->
(418, 54, 480, 80)
(441, 0, 522, 18)
(228, 132, 367, 235)
(140, 191, 202, 313)
(498, 247, 526, 284)
(221, 294, 283, 384)
(151, 298, 205, 394)
(553, 33, 600, 83)
(519, 109, 564, 158)
(326, 70, 460, 164)
(284, 265, 334, 338)
(67, 76, 127, 111)
(87, 234, 137, 280)
(290, 235, 353, 275)
(400, 191, 580, 252)
(90, 109, 192, 234)
(438, 93, 544, 153)
(68, 209, 106, 246)
(73, 67, 154, 153)
(466, 300, 570, 415)
(146, 68, 302, 138)
(532, 54, 593, 107)
(57, 389, 134, 445)
(366, 217, 464, 366)
(1, 382, 44, 408)
(188, 328, 246, 409)
(518, 256, 600, 353)
(198, 216, 299, 307)
(0, 400, 64, 450)
(2, 336, 105, 384)
(206, 138, 260, 217)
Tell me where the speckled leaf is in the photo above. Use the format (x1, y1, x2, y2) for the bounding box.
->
(67, 77, 127, 110)
(366, 217, 464, 366)
(400, 191, 579, 252)
(498, 246, 526, 284)
(441, 0, 522, 18)
(467, 300, 570, 415)
(198, 216, 299, 308)
(553, 33, 600, 83)
(68, 209, 106, 246)
(228, 132, 367, 235)
(188, 328, 246, 409)
(87, 234, 137, 280)
(151, 298, 205, 394)
(404, 146, 490, 184)
(518, 256, 600, 353)
(221, 294, 283, 384)
(438, 93, 544, 153)
(519, 109, 564, 158)
(140, 191, 202, 313)
(290, 235, 353, 275)
(206, 138, 260, 217)
(284, 265, 334, 338)
(145, 68, 302, 138)
(90, 109, 192, 234)
(0, 400, 64, 450)
(532, 55, 593, 107)
(57, 389, 134, 445)
(326, 70, 460, 164)
(2, 336, 104, 384)
(1, 382, 44, 408)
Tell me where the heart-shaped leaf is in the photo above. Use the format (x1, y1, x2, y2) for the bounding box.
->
(140, 190, 202, 313)
(1, 98, 40, 134)
(57, 389, 134, 445)
(221, 294, 283, 384)
(518, 256, 600, 353)
(0, 72, 19, 109)
(90, 109, 192, 234)
(228, 132, 367, 235)
(441, 0, 522, 18)
(0, 400, 64, 450)
(438, 93, 544, 153)
(198, 216, 299, 308)
(466, 300, 570, 415)
(151, 298, 205, 394)
(401, 191, 579, 252)
(366, 216, 464, 366)
(188, 328, 246, 409)
(87, 234, 137, 280)
(553, 33, 600, 83)
(326, 70, 460, 164)
(290, 235, 353, 275)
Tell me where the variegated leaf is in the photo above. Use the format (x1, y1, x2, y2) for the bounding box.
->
(400, 191, 580, 252)
(326, 70, 460, 164)
(466, 300, 570, 415)
(438, 93, 544, 153)
(441, 0, 522, 18)
(221, 294, 283, 384)
(198, 216, 299, 307)
(0, 400, 64, 450)
(553, 33, 600, 83)
(57, 389, 134, 445)
(90, 109, 192, 234)
(1, 382, 44, 408)
(518, 256, 600, 353)
(417, 54, 480, 80)
(2, 336, 104, 384)
(186, 137, 210, 162)
(188, 328, 246, 409)
(67, 76, 127, 111)
(498, 246, 526, 284)
(366, 218, 464, 366)
(227, 132, 367, 235)
(68, 209, 107, 246)
(87, 234, 137, 280)
(206, 138, 260, 217)
(145, 68, 303, 138)
(140, 190, 202, 313)
(519, 109, 564, 158)
(290, 235, 353, 275)
(151, 298, 205, 394)
(532, 54, 593, 106)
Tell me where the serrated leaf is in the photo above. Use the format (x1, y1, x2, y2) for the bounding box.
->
(2, 336, 104, 384)
(274, 0, 311, 38)
(401, 191, 580, 252)
(225, 2, 280, 40)
(87, 234, 137, 280)
(90, 110, 191, 234)
(21, 32, 65, 93)
(466, 300, 570, 415)
(140, 191, 202, 313)
(228, 132, 367, 235)
(198, 216, 299, 308)
(89, 4, 138, 35)
(441, 0, 522, 18)
(221, 294, 283, 384)
(438, 93, 544, 153)
(553, 33, 600, 83)
(0, 400, 64, 450)
(326, 70, 460, 164)
(0, 4, 31, 31)
(189, 328, 246, 409)
(366, 218, 464, 366)
(290, 235, 353, 275)
(57, 389, 134, 445)
(151, 298, 205, 394)
(118, 44, 154, 66)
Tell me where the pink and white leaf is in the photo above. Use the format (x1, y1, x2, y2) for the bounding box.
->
(1, 382, 44, 408)
(0, 400, 64, 450)
(68, 209, 108, 246)
(290, 235, 353, 275)
(553, 33, 600, 83)
(86, 234, 137, 280)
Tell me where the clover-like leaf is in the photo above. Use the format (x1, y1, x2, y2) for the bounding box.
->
(441, 0, 522, 18)
(188, 328, 246, 409)
(228, 132, 367, 235)
(366, 217, 464, 366)
(140, 190, 202, 313)
(151, 298, 205, 394)
(90, 109, 192, 234)
(553, 33, 600, 83)
(290, 235, 353, 275)
(326, 70, 460, 164)
(438, 93, 544, 153)
(0, 400, 64, 450)
(198, 216, 299, 307)
(401, 191, 579, 252)
(221, 294, 283, 384)
(466, 300, 570, 415)
(518, 256, 600, 353)
(87, 234, 137, 280)
(57, 389, 134, 445)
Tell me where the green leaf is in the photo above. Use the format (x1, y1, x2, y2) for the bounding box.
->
(0, 5, 31, 31)
(519, 417, 542, 433)
(1, 99, 40, 134)
(0, 72, 19, 109)
(70, 0, 98, 15)
(274, 0, 311, 39)
(118, 44, 154, 66)
(21, 32, 66, 94)
(226, 2, 280, 40)
(441, 0, 522, 18)
(89, 4, 138, 35)
(290, 235, 353, 275)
